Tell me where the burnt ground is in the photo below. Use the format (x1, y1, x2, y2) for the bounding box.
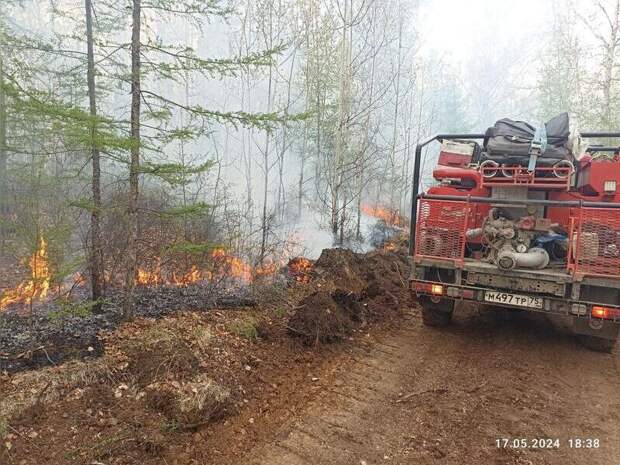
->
(1, 248, 619, 465)
(0, 284, 257, 372)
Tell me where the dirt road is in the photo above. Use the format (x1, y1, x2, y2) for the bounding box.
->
(244, 305, 620, 465)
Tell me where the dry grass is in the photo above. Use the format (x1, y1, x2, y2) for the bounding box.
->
(1, 313, 233, 432)
(178, 374, 231, 424)
(146, 374, 231, 428)
(192, 326, 214, 353)
(0, 415, 8, 439)
(0, 359, 112, 424)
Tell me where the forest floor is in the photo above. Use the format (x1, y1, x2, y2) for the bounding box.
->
(1, 248, 619, 465)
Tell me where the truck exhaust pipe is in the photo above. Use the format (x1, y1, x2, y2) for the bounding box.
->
(497, 247, 549, 270)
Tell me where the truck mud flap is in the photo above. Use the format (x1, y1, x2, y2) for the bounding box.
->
(573, 317, 620, 340)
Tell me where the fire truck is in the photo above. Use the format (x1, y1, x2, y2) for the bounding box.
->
(409, 113, 620, 352)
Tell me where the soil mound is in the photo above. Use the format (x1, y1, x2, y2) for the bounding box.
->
(288, 248, 410, 344)
(314, 248, 368, 293)
(288, 290, 360, 345)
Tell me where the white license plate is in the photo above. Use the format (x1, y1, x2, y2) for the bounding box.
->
(484, 291, 543, 309)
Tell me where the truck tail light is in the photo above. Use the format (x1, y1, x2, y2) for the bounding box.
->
(431, 284, 444, 295)
(591, 306, 620, 319)
(412, 282, 444, 296)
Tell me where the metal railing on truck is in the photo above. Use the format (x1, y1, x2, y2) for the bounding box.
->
(409, 132, 620, 279)
(413, 195, 620, 279)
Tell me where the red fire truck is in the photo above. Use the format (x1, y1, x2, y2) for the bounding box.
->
(409, 114, 620, 352)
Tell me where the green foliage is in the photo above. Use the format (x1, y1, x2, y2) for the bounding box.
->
(53, 256, 86, 284)
(1, 78, 131, 154)
(144, 0, 232, 18)
(141, 161, 215, 185)
(159, 202, 212, 220)
(0, 416, 7, 439)
(48, 299, 99, 324)
(141, 42, 288, 80)
(230, 317, 259, 341)
(273, 307, 287, 318)
(69, 198, 98, 213)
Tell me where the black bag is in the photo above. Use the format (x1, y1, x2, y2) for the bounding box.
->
(483, 113, 571, 162)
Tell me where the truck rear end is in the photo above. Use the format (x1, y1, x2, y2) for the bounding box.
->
(409, 116, 620, 352)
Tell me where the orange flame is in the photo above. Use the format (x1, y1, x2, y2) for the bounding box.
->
(361, 204, 408, 228)
(255, 262, 278, 277)
(171, 265, 208, 286)
(0, 237, 51, 310)
(382, 241, 398, 251)
(137, 258, 163, 286)
(135, 248, 262, 287)
(287, 257, 313, 283)
(137, 260, 209, 287)
(211, 248, 253, 282)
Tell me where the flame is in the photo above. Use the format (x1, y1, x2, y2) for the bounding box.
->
(134, 241, 312, 288)
(137, 258, 163, 286)
(382, 242, 398, 251)
(137, 261, 208, 287)
(0, 237, 51, 310)
(171, 265, 206, 286)
(135, 248, 258, 287)
(211, 248, 253, 282)
(255, 261, 278, 277)
(361, 204, 408, 228)
(287, 257, 313, 283)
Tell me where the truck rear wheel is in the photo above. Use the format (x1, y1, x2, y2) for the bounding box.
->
(577, 335, 616, 353)
(419, 296, 454, 327)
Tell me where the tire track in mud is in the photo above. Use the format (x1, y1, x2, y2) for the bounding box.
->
(246, 306, 620, 465)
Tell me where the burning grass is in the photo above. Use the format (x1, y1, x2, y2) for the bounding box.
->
(135, 248, 282, 288)
(287, 257, 314, 283)
(361, 203, 409, 229)
(0, 237, 51, 310)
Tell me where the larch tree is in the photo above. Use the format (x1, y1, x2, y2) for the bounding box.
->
(114, 0, 303, 318)
(84, 0, 104, 312)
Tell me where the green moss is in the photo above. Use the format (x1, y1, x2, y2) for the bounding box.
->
(230, 317, 258, 341)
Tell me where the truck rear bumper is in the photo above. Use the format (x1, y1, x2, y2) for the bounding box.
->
(410, 279, 620, 339)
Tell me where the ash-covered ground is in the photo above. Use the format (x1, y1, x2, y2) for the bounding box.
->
(0, 283, 257, 373)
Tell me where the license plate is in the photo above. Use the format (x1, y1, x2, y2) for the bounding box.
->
(484, 291, 543, 309)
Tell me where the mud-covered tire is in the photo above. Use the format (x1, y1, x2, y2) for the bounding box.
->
(420, 297, 454, 327)
(577, 335, 616, 353)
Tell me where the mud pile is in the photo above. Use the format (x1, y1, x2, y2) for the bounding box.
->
(288, 248, 410, 345)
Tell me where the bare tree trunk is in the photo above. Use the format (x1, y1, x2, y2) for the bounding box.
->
(0, 56, 8, 253)
(259, 4, 274, 264)
(389, 13, 404, 207)
(600, 1, 620, 128)
(122, 0, 141, 320)
(277, 49, 296, 221)
(332, 0, 351, 238)
(297, 28, 311, 220)
(298, 118, 307, 218)
(260, 141, 269, 263)
(339, 193, 346, 246)
(85, 0, 104, 312)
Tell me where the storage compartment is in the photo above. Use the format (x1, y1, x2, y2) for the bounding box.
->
(438, 140, 477, 167)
